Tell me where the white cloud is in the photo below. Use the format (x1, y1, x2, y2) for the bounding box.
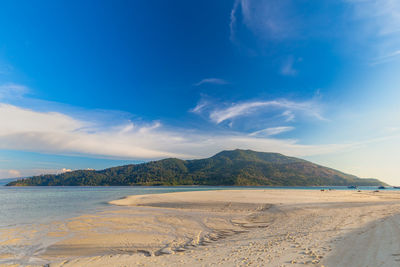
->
(0, 103, 181, 159)
(249, 126, 294, 137)
(346, 0, 400, 36)
(5, 98, 400, 182)
(0, 168, 76, 179)
(0, 83, 29, 99)
(229, 0, 241, 43)
(281, 56, 298, 76)
(282, 110, 295, 122)
(190, 100, 209, 113)
(230, 0, 400, 63)
(205, 99, 325, 124)
(58, 168, 72, 174)
(344, 0, 400, 61)
(0, 102, 346, 162)
(231, 0, 400, 41)
(8, 169, 21, 177)
(230, 0, 299, 43)
(371, 50, 400, 65)
(194, 78, 229, 86)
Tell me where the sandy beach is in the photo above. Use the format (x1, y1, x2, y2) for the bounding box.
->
(2, 189, 400, 267)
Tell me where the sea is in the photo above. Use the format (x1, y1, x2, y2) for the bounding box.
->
(0, 185, 395, 265)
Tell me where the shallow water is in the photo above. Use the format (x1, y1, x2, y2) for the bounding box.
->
(0, 185, 395, 265)
(0, 186, 221, 228)
(0, 185, 394, 228)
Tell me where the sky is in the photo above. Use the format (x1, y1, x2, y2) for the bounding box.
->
(1, 0, 400, 184)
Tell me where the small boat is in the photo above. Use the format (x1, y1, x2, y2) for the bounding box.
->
(378, 186, 386, 189)
(347, 185, 358, 189)
(393, 186, 400, 189)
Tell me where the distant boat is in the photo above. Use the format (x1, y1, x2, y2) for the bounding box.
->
(348, 185, 358, 189)
(393, 186, 400, 189)
(378, 186, 386, 189)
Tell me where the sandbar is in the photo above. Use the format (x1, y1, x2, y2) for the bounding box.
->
(2, 189, 400, 267)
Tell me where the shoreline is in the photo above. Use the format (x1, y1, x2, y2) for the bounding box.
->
(2, 189, 400, 266)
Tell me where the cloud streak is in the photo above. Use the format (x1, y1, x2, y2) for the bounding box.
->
(0, 102, 345, 162)
(281, 56, 299, 76)
(230, 0, 400, 63)
(0, 168, 73, 179)
(0, 83, 29, 100)
(199, 99, 325, 124)
(342, 0, 400, 61)
(249, 126, 294, 137)
(230, 0, 298, 42)
(194, 78, 229, 86)
(346, 0, 400, 36)
(371, 50, 400, 65)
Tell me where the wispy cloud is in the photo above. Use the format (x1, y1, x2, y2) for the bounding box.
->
(231, 0, 400, 41)
(282, 110, 295, 122)
(0, 168, 74, 179)
(0, 103, 180, 159)
(346, 0, 400, 36)
(230, 0, 400, 63)
(371, 50, 400, 65)
(194, 78, 229, 86)
(0, 83, 29, 99)
(249, 126, 294, 137)
(229, 0, 241, 43)
(345, 0, 400, 61)
(190, 100, 209, 113)
(7, 169, 21, 177)
(57, 168, 72, 174)
(0, 102, 344, 163)
(230, 0, 294, 42)
(197, 99, 325, 124)
(281, 56, 300, 76)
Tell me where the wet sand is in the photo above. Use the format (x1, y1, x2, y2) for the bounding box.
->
(2, 189, 400, 266)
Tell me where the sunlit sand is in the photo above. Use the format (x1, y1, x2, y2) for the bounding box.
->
(2, 189, 400, 266)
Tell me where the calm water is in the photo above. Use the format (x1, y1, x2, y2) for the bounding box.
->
(0, 185, 393, 228)
(0, 185, 395, 265)
(0, 186, 224, 228)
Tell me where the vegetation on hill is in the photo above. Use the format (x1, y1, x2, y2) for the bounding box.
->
(6, 149, 385, 186)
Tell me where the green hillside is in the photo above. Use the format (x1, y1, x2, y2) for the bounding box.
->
(6, 149, 385, 186)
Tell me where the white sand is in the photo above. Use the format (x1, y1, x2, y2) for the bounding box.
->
(3, 189, 400, 267)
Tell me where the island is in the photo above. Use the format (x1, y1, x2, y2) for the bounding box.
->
(7, 149, 385, 186)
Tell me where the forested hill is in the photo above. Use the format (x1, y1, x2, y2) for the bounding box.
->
(7, 149, 385, 186)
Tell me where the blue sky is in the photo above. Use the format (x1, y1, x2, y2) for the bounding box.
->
(1, 0, 400, 184)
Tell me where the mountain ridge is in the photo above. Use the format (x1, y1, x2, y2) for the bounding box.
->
(6, 149, 386, 186)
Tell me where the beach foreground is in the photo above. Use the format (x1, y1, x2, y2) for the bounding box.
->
(3, 189, 400, 267)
